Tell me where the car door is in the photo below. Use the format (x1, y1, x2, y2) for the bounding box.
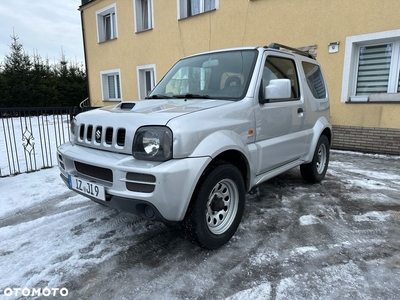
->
(254, 52, 308, 174)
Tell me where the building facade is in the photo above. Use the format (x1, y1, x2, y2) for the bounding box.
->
(79, 0, 400, 155)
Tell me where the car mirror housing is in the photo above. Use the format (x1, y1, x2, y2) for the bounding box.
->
(261, 79, 291, 104)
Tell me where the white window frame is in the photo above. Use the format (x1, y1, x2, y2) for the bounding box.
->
(137, 64, 156, 99)
(341, 29, 400, 102)
(100, 69, 122, 101)
(134, 0, 154, 33)
(177, 0, 219, 20)
(96, 4, 118, 43)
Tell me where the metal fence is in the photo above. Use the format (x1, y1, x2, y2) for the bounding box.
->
(0, 107, 92, 177)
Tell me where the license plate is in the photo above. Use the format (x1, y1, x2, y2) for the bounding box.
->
(68, 175, 106, 201)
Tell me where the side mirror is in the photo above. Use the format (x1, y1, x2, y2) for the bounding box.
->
(261, 79, 291, 104)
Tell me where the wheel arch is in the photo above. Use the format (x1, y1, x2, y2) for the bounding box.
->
(213, 150, 250, 191)
(322, 126, 332, 147)
(185, 150, 250, 221)
(181, 157, 247, 249)
(303, 117, 332, 163)
(183, 133, 252, 223)
(189, 130, 253, 192)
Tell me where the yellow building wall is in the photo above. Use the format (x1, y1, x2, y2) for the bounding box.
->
(81, 0, 400, 129)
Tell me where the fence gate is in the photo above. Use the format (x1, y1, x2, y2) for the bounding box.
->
(0, 107, 79, 177)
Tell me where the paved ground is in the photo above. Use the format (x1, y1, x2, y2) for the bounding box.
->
(1, 150, 400, 299)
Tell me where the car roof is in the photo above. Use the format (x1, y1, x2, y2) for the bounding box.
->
(184, 44, 315, 60)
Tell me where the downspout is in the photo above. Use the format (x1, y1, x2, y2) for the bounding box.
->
(79, 7, 91, 107)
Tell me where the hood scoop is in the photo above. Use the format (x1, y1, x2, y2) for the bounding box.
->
(112, 100, 170, 113)
(118, 102, 136, 110)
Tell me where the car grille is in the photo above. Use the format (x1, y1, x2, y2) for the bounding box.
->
(75, 161, 113, 182)
(79, 124, 126, 147)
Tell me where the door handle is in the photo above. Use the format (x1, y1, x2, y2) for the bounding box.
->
(297, 108, 305, 114)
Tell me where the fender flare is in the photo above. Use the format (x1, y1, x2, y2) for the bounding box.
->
(189, 130, 255, 189)
(303, 117, 332, 163)
(189, 130, 252, 159)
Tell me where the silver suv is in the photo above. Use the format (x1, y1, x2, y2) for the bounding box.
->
(58, 43, 331, 249)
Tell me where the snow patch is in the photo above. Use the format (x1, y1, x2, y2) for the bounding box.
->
(354, 211, 390, 222)
(55, 194, 88, 207)
(276, 261, 368, 299)
(0, 168, 68, 218)
(346, 179, 396, 191)
(292, 246, 318, 255)
(328, 241, 351, 249)
(332, 149, 400, 160)
(250, 251, 279, 266)
(299, 215, 321, 226)
(225, 282, 271, 300)
(346, 168, 400, 181)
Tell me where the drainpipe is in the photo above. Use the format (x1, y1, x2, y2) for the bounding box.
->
(79, 6, 91, 107)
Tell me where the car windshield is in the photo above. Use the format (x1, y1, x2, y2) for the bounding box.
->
(147, 50, 258, 100)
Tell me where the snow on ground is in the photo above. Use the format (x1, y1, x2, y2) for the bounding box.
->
(1, 144, 400, 298)
(299, 214, 321, 226)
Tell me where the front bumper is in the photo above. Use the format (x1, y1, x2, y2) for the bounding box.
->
(57, 142, 211, 221)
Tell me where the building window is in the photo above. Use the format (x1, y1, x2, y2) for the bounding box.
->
(178, 0, 218, 19)
(341, 29, 400, 102)
(356, 44, 395, 95)
(134, 0, 153, 32)
(101, 69, 122, 101)
(96, 4, 118, 43)
(137, 65, 156, 99)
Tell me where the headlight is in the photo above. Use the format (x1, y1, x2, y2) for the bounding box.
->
(133, 126, 173, 161)
(70, 117, 77, 143)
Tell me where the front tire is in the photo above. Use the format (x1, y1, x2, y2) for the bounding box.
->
(301, 135, 330, 183)
(181, 162, 246, 249)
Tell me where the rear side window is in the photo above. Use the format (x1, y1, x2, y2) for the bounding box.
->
(302, 62, 326, 99)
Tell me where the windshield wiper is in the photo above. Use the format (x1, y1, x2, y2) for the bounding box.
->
(145, 94, 172, 99)
(171, 93, 211, 99)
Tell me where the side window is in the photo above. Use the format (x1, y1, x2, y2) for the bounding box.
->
(263, 56, 300, 99)
(302, 61, 326, 99)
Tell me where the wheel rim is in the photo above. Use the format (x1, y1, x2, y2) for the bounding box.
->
(205, 178, 239, 235)
(316, 143, 327, 174)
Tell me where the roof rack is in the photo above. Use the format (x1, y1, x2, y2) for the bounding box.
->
(267, 43, 315, 59)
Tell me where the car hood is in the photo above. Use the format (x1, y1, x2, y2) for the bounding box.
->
(99, 99, 232, 123)
(73, 99, 232, 154)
